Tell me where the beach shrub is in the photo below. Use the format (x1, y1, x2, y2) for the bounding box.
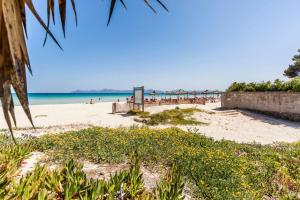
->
(226, 77, 300, 92)
(134, 108, 208, 126)
(272, 79, 285, 91)
(0, 140, 30, 198)
(0, 145, 184, 199)
(127, 109, 150, 118)
(290, 77, 300, 92)
(226, 82, 247, 92)
(20, 127, 300, 199)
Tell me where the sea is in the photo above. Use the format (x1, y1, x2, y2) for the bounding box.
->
(11, 93, 193, 106)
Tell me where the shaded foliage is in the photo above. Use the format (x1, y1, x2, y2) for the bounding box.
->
(284, 49, 300, 78)
(227, 77, 300, 92)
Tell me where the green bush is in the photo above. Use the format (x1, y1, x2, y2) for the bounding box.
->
(2, 127, 300, 199)
(291, 77, 300, 92)
(226, 82, 247, 92)
(127, 109, 150, 118)
(21, 127, 300, 199)
(226, 77, 300, 92)
(134, 108, 208, 126)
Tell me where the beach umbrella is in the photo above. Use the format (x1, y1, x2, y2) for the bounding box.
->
(176, 89, 187, 98)
(149, 90, 157, 100)
(202, 90, 209, 98)
(175, 89, 181, 99)
(165, 91, 172, 99)
(191, 90, 198, 99)
(164, 91, 167, 99)
(213, 90, 221, 98)
(0, 0, 168, 144)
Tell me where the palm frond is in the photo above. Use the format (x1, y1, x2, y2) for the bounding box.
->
(0, 0, 168, 144)
(58, 0, 67, 37)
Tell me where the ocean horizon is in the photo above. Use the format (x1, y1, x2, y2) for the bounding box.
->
(12, 93, 133, 106)
(12, 92, 205, 106)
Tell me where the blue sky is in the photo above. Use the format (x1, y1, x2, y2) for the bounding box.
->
(26, 0, 300, 92)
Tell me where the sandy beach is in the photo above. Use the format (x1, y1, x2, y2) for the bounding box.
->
(0, 102, 299, 145)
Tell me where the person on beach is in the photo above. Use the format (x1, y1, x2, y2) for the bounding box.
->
(90, 99, 95, 104)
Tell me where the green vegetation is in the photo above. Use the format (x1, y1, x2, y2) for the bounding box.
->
(0, 140, 30, 198)
(131, 108, 209, 126)
(284, 49, 300, 78)
(1, 127, 296, 199)
(127, 109, 151, 118)
(227, 77, 300, 92)
(0, 137, 184, 199)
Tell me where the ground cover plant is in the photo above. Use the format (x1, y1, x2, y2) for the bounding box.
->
(0, 137, 30, 198)
(1, 127, 297, 199)
(131, 107, 210, 126)
(227, 77, 300, 92)
(0, 135, 185, 199)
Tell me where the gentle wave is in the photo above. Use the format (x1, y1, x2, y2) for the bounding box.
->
(12, 93, 191, 105)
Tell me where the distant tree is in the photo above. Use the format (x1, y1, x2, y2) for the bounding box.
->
(284, 49, 300, 78)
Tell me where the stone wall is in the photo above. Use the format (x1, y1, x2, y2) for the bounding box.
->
(112, 102, 154, 114)
(221, 92, 300, 121)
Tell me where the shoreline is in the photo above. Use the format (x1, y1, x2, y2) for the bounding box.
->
(14, 101, 123, 107)
(0, 102, 299, 145)
(14, 99, 126, 106)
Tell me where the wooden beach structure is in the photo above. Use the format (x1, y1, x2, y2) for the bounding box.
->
(142, 89, 221, 106)
(113, 88, 222, 114)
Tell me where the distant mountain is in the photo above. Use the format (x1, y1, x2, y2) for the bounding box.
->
(72, 89, 164, 93)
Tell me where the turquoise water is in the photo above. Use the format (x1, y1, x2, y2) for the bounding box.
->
(12, 93, 210, 106)
(11, 93, 177, 105)
(12, 93, 131, 105)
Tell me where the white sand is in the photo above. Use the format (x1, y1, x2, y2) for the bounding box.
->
(15, 152, 45, 181)
(0, 102, 299, 144)
(82, 161, 163, 190)
(16, 152, 167, 194)
(0, 102, 137, 128)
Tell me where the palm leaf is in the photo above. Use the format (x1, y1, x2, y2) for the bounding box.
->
(0, 0, 168, 144)
(58, 0, 66, 37)
(107, 0, 117, 26)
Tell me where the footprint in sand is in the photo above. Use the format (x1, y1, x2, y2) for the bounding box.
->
(34, 115, 48, 118)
